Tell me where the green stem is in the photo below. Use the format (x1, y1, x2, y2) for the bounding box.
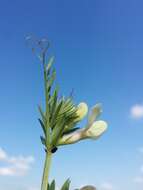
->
(41, 152, 52, 190)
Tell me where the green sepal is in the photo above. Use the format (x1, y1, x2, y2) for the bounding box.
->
(50, 100, 63, 129)
(46, 125, 51, 149)
(51, 118, 66, 147)
(63, 127, 80, 135)
(61, 179, 71, 190)
(50, 180, 56, 190)
(47, 183, 50, 190)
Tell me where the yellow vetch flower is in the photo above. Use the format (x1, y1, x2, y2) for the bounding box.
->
(88, 103, 102, 126)
(58, 129, 84, 145)
(75, 102, 88, 122)
(58, 103, 108, 146)
(85, 120, 107, 139)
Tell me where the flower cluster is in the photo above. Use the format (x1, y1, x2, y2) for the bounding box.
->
(58, 103, 108, 146)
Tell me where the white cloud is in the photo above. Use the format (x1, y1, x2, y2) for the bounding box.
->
(0, 147, 34, 176)
(0, 148, 7, 160)
(100, 182, 113, 190)
(130, 104, 143, 119)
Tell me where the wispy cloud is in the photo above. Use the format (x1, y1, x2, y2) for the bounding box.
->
(100, 182, 114, 190)
(0, 148, 7, 160)
(0, 147, 34, 176)
(130, 104, 143, 119)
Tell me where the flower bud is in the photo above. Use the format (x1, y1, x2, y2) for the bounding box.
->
(75, 102, 88, 122)
(88, 104, 102, 126)
(58, 120, 107, 146)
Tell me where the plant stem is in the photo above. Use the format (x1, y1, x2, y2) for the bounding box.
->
(41, 152, 52, 190)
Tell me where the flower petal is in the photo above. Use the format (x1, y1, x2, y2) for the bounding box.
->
(88, 104, 102, 126)
(86, 120, 107, 139)
(58, 119, 108, 146)
(75, 102, 88, 121)
(58, 129, 84, 145)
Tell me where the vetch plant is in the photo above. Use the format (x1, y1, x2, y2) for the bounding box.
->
(29, 38, 108, 190)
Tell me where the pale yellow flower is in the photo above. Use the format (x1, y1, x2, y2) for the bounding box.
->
(88, 103, 102, 126)
(85, 120, 107, 140)
(75, 102, 88, 122)
(58, 103, 108, 146)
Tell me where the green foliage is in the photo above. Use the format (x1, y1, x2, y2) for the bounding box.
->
(28, 38, 103, 190)
(61, 179, 71, 190)
(38, 52, 79, 152)
(47, 179, 71, 190)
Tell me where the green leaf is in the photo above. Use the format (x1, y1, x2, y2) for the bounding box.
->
(40, 136, 46, 146)
(58, 98, 77, 119)
(61, 179, 71, 190)
(38, 105, 46, 123)
(38, 119, 46, 136)
(55, 98, 77, 124)
(46, 56, 55, 74)
(47, 69, 56, 91)
(50, 100, 63, 128)
(51, 118, 66, 147)
(49, 88, 58, 122)
(38, 107, 51, 148)
(50, 180, 56, 190)
(50, 97, 79, 147)
(47, 183, 50, 190)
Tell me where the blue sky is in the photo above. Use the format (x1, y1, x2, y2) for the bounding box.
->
(0, 0, 143, 189)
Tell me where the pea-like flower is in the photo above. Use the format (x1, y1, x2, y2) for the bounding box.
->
(58, 103, 108, 146)
(75, 102, 88, 121)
